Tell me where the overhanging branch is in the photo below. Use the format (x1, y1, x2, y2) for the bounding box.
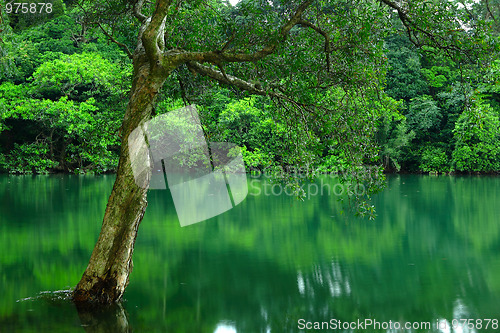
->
(186, 61, 320, 115)
(485, 0, 499, 26)
(298, 19, 331, 72)
(169, 0, 314, 66)
(97, 22, 133, 59)
(186, 61, 266, 95)
(378, 0, 473, 60)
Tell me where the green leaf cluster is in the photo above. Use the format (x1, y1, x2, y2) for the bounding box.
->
(0, 47, 130, 173)
(452, 98, 500, 172)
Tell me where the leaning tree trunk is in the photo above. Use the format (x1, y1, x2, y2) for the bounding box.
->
(73, 51, 169, 304)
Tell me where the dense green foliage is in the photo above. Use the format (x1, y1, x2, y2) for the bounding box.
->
(0, 0, 499, 176)
(381, 30, 500, 174)
(452, 98, 500, 172)
(0, 8, 130, 173)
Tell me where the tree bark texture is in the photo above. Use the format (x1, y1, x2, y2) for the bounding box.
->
(73, 52, 170, 303)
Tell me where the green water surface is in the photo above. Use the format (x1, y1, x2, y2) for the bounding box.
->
(0, 174, 499, 332)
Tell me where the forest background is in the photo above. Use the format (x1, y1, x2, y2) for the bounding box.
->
(1, 0, 500, 176)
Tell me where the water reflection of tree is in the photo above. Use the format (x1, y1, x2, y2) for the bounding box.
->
(76, 302, 131, 333)
(1, 175, 500, 331)
(127, 176, 500, 331)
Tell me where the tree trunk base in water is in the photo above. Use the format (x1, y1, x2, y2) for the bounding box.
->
(73, 274, 124, 304)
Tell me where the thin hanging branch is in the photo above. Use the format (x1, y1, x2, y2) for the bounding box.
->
(97, 22, 133, 59)
(298, 19, 331, 72)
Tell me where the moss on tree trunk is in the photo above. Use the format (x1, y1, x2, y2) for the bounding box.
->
(73, 54, 170, 304)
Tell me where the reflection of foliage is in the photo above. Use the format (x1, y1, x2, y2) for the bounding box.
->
(1, 175, 500, 330)
(0, 174, 116, 320)
(451, 176, 500, 251)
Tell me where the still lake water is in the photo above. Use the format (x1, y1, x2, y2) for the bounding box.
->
(0, 174, 500, 332)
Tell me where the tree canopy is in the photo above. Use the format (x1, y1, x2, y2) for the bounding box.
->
(1, 0, 498, 177)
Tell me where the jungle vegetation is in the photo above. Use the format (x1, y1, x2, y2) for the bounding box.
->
(1, 1, 499, 176)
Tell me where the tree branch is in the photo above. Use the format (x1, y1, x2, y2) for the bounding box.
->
(186, 61, 266, 96)
(176, 71, 190, 106)
(186, 61, 317, 113)
(378, 0, 472, 61)
(142, 0, 172, 65)
(0, 5, 4, 43)
(168, 0, 314, 66)
(485, 0, 499, 25)
(298, 19, 331, 72)
(97, 22, 133, 59)
(133, 0, 148, 23)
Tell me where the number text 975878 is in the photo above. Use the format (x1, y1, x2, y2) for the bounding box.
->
(5, 2, 53, 14)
